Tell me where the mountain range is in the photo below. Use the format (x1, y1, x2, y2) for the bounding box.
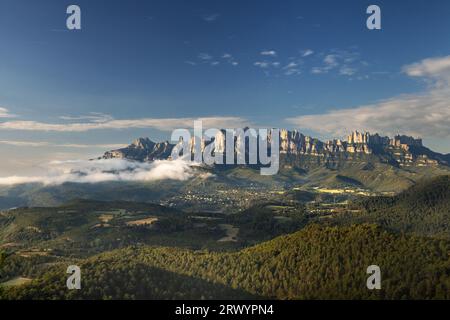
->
(1, 130, 449, 210)
(101, 130, 450, 168)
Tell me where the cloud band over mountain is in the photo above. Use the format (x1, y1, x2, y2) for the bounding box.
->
(0, 159, 203, 186)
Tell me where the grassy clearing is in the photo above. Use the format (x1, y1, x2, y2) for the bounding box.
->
(0, 277, 32, 287)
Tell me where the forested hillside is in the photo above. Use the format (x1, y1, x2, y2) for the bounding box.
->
(347, 176, 450, 236)
(2, 224, 450, 300)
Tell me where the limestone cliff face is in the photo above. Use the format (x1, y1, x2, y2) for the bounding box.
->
(279, 130, 322, 155)
(100, 130, 445, 167)
(279, 130, 374, 155)
(390, 135, 423, 150)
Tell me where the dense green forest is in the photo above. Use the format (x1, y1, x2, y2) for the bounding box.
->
(339, 176, 450, 236)
(2, 224, 450, 300)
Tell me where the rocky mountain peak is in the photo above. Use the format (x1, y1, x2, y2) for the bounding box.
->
(131, 137, 155, 149)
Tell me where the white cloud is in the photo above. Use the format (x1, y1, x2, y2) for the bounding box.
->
(310, 50, 363, 77)
(283, 62, 301, 75)
(58, 143, 127, 149)
(288, 55, 450, 140)
(197, 52, 239, 67)
(198, 53, 213, 60)
(0, 140, 49, 147)
(310, 55, 339, 74)
(0, 140, 126, 149)
(301, 49, 314, 57)
(339, 66, 357, 76)
(59, 112, 113, 123)
(284, 62, 298, 69)
(0, 158, 207, 186)
(260, 50, 277, 57)
(190, 53, 238, 67)
(202, 14, 220, 22)
(311, 67, 324, 74)
(403, 56, 450, 77)
(221, 53, 238, 66)
(254, 61, 270, 68)
(0, 107, 16, 118)
(254, 61, 280, 69)
(0, 116, 250, 132)
(324, 54, 338, 66)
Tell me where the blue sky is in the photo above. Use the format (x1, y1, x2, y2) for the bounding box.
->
(0, 0, 450, 174)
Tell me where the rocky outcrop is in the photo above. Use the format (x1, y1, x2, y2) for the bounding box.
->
(390, 135, 423, 150)
(101, 130, 446, 167)
(102, 138, 174, 161)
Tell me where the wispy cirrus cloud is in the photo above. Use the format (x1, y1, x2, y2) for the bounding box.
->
(251, 47, 366, 78)
(188, 52, 239, 67)
(254, 50, 280, 71)
(288, 55, 450, 140)
(283, 62, 301, 76)
(311, 54, 339, 74)
(187, 47, 368, 78)
(0, 140, 49, 147)
(301, 49, 314, 57)
(188, 53, 219, 66)
(339, 66, 357, 76)
(0, 116, 250, 132)
(260, 50, 277, 57)
(254, 61, 280, 69)
(59, 112, 113, 123)
(310, 49, 364, 77)
(222, 53, 239, 66)
(198, 53, 213, 61)
(0, 140, 126, 149)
